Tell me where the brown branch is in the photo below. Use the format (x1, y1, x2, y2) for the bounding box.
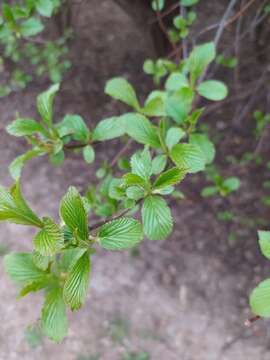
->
(154, 0, 179, 56)
(110, 138, 133, 167)
(244, 315, 261, 326)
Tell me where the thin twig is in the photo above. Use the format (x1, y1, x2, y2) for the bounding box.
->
(110, 138, 133, 168)
(154, 0, 179, 56)
(89, 207, 132, 231)
(181, 5, 188, 59)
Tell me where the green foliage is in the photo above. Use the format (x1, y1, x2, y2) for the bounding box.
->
(0, 0, 70, 95)
(201, 166, 240, 197)
(1, 10, 231, 341)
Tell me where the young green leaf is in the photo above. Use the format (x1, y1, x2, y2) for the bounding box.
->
(98, 217, 143, 250)
(165, 89, 193, 124)
(154, 167, 186, 190)
(197, 80, 228, 101)
(123, 173, 146, 188)
(6, 119, 46, 137)
(32, 250, 50, 271)
(140, 97, 166, 117)
(0, 182, 43, 227)
(190, 133, 215, 164)
(151, 154, 167, 175)
(57, 114, 90, 142)
(92, 116, 126, 141)
(170, 143, 206, 173)
(130, 149, 152, 181)
(250, 279, 270, 317)
(188, 42, 216, 83)
(36, 0, 54, 17)
(166, 127, 185, 150)
(37, 83, 60, 126)
(223, 177, 240, 192)
(34, 217, 64, 256)
(9, 149, 44, 180)
(258, 231, 270, 260)
(4, 252, 47, 285)
(142, 195, 173, 240)
(165, 73, 189, 91)
(122, 113, 160, 148)
(201, 186, 218, 197)
(60, 186, 89, 240)
(105, 78, 140, 110)
(83, 145, 95, 164)
(126, 186, 145, 200)
(63, 251, 90, 310)
(41, 287, 68, 342)
(20, 18, 44, 37)
(151, 0, 165, 11)
(181, 0, 199, 6)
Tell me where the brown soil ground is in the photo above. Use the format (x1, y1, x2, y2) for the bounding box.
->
(0, 1, 270, 359)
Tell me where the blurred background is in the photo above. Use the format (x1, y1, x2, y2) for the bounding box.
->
(1, 0, 270, 359)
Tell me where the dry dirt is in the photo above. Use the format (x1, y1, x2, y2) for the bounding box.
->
(0, 1, 270, 359)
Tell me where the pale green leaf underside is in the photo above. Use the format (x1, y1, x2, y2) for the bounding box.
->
(0, 183, 43, 227)
(34, 217, 64, 256)
(4, 252, 47, 285)
(142, 195, 173, 240)
(42, 287, 68, 342)
(60, 186, 89, 240)
(63, 251, 90, 310)
(98, 217, 144, 250)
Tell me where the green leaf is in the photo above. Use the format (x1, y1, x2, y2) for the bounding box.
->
(41, 287, 68, 342)
(154, 167, 186, 190)
(36, 0, 54, 17)
(83, 145, 95, 164)
(6, 118, 45, 137)
(60, 187, 89, 240)
(197, 80, 228, 101)
(0, 182, 43, 227)
(181, 0, 199, 6)
(190, 133, 215, 164)
(34, 217, 64, 256)
(49, 150, 65, 166)
(165, 88, 193, 124)
(188, 42, 216, 82)
(151, 154, 167, 175)
(4, 252, 47, 285)
(98, 218, 143, 250)
(105, 78, 140, 110)
(130, 149, 152, 181)
(92, 116, 125, 141)
(140, 97, 166, 117)
(9, 149, 43, 180)
(142, 196, 173, 240)
(250, 279, 270, 317)
(57, 114, 90, 142)
(63, 251, 90, 310)
(165, 73, 189, 91)
(258, 231, 270, 260)
(20, 18, 44, 37)
(151, 0, 165, 11)
(123, 173, 146, 188)
(37, 83, 60, 126)
(32, 250, 50, 271)
(123, 113, 160, 148)
(166, 127, 185, 150)
(201, 186, 218, 197)
(170, 143, 206, 173)
(126, 186, 145, 200)
(223, 177, 240, 192)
